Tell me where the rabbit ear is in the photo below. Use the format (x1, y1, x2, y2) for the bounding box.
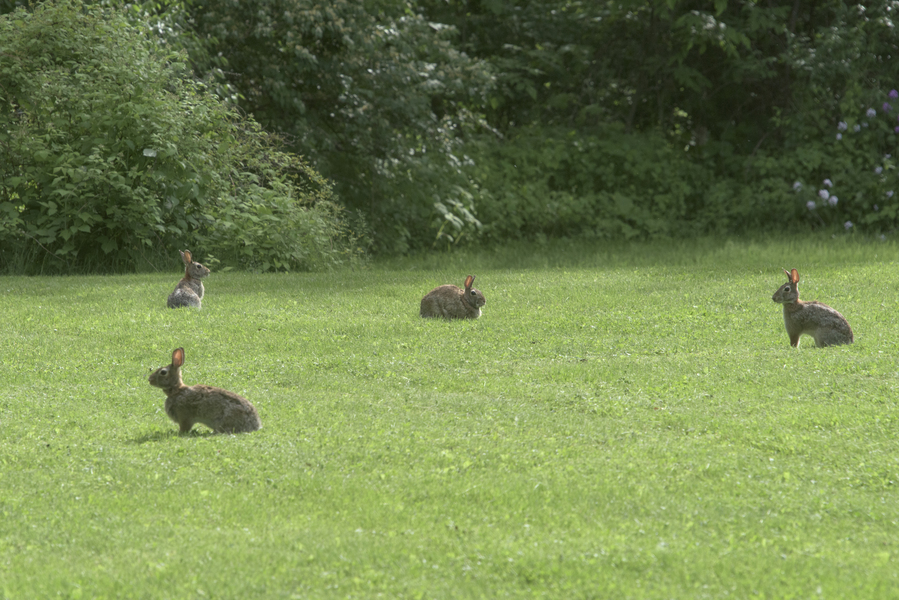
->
(790, 269, 799, 284)
(180, 250, 192, 265)
(172, 347, 185, 368)
(464, 275, 475, 289)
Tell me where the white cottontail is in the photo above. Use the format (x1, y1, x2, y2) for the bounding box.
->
(771, 268, 853, 347)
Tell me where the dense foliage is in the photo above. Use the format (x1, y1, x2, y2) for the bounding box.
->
(423, 0, 899, 240)
(144, 0, 899, 248)
(167, 0, 493, 253)
(0, 0, 363, 273)
(5, 0, 899, 264)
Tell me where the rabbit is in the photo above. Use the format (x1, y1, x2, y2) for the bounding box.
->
(420, 274, 486, 319)
(167, 250, 210, 309)
(771, 268, 853, 348)
(148, 347, 262, 434)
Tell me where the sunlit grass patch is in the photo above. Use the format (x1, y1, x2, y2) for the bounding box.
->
(2, 237, 899, 598)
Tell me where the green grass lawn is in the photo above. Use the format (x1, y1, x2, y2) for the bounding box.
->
(2, 237, 899, 598)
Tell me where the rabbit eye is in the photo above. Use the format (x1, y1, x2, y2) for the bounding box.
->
(161, 368, 168, 375)
(470, 290, 476, 296)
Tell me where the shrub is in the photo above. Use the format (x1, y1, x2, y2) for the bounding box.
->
(465, 125, 702, 241)
(465, 123, 838, 242)
(150, 0, 493, 254)
(0, 0, 364, 273)
(784, 92, 899, 235)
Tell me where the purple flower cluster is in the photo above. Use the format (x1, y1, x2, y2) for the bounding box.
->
(839, 90, 899, 135)
(812, 88, 899, 234)
(794, 173, 867, 233)
(802, 179, 839, 211)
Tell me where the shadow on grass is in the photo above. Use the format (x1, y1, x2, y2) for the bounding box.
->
(130, 429, 216, 444)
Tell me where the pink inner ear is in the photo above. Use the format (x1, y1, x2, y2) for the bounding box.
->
(172, 348, 184, 367)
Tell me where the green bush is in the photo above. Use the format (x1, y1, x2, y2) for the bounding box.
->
(785, 91, 899, 234)
(466, 125, 697, 241)
(0, 0, 365, 273)
(465, 124, 833, 242)
(428, 0, 899, 241)
(153, 0, 493, 254)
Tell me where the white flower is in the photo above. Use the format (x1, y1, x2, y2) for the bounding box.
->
(844, 221, 854, 230)
(876, 166, 884, 174)
(888, 190, 895, 198)
(836, 133, 843, 140)
(838, 121, 849, 131)
(793, 181, 803, 191)
(886, 154, 892, 159)
(874, 204, 880, 211)
(854, 124, 862, 132)
(828, 195, 838, 206)
(823, 178, 833, 187)
(867, 108, 877, 118)
(818, 189, 830, 200)
(806, 200, 817, 210)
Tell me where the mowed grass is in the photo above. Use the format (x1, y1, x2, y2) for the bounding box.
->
(2, 237, 899, 598)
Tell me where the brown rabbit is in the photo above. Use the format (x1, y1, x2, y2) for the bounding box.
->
(420, 274, 486, 319)
(149, 348, 262, 434)
(771, 268, 853, 348)
(167, 250, 210, 309)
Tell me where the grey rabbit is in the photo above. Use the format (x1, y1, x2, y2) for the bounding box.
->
(420, 274, 486, 319)
(148, 347, 262, 434)
(167, 250, 210, 309)
(771, 268, 853, 347)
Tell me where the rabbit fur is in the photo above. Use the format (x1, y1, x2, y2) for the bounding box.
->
(149, 347, 262, 434)
(771, 268, 853, 348)
(167, 250, 210, 309)
(420, 275, 486, 320)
